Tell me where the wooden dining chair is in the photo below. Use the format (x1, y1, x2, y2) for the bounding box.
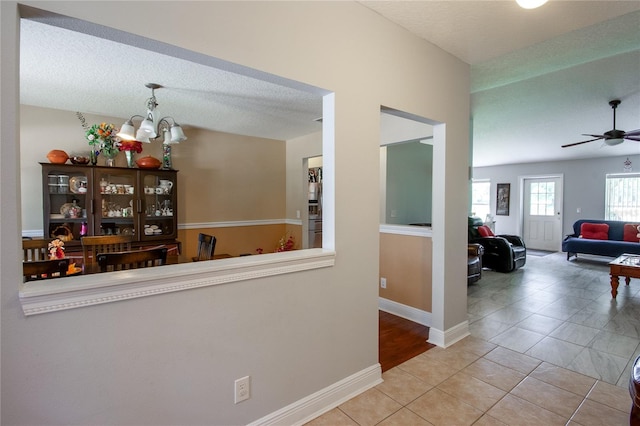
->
(81, 235, 133, 267)
(192, 233, 216, 262)
(23, 238, 52, 262)
(23, 259, 69, 281)
(97, 247, 168, 272)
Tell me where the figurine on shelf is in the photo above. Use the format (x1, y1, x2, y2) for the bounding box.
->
(48, 238, 65, 260)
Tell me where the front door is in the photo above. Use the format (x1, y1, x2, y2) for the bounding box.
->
(523, 177, 563, 251)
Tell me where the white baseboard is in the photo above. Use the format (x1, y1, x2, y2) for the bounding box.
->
(428, 320, 470, 348)
(249, 364, 382, 426)
(378, 297, 431, 326)
(379, 297, 469, 348)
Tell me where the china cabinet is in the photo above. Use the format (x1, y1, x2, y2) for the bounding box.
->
(40, 163, 178, 248)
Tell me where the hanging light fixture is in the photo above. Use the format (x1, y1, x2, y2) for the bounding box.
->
(117, 83, 187, 169)
(516, 0, 548, 9)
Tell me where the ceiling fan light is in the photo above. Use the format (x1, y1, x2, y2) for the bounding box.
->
(116, 119, 136, 141)
(605, 138, 624, 146)
(516, 0, 548, 9)
(170, 124, 187, 143)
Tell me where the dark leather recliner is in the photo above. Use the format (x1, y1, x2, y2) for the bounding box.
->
(468, 217, 526, 273)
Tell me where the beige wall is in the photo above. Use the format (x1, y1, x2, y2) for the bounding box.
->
(379, 233, 433, 312)
(2, 2, 470, 425)
(21, 105, 287, 231)
(179, 224, 302, 259)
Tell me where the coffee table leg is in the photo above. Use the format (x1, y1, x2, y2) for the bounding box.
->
(611, 275, 619, 298)
(626, 276, 632, 286)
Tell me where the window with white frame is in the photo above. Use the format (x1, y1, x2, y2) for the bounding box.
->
(529, 181, 555, 216)
(471, 180, 491, 219)
(605, 173, 640, 221)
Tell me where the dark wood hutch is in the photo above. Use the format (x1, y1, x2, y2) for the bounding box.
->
(40, 163, 180, 253)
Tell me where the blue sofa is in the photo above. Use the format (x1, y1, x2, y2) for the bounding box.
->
(562, 219, 640, 260)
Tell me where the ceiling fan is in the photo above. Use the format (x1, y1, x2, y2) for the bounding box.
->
(562, 99, 640, 148)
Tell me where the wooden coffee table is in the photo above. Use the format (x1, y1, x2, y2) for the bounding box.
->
(609, 254, 640, 298)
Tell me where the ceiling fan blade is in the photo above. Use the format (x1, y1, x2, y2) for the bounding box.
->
(625, 136, 640, 141)
(562, 137, 603, 148)
(582, 133, 607, 138)
(625, 129, 640, 137)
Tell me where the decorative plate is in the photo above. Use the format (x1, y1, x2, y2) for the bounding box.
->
(69, 176, 88, 194)
(60, 202, 75, 216)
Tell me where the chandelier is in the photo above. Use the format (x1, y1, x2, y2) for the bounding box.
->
(117, 83, 187, 169)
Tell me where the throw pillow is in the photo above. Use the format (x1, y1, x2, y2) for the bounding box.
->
(477, 226, 494, 237)
(623, 224, 640, 242)
(580, 222, 609, 240)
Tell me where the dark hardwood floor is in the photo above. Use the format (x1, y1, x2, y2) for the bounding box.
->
(379, 310, 434, 372)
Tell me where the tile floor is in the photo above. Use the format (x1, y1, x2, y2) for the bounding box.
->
(306, 252, 639, 425)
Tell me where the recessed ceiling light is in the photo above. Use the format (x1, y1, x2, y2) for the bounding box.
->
(516, 0, 548, 9)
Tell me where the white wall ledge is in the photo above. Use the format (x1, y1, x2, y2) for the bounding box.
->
(379, 224, 432, 237)
(19, 249, 335, 316)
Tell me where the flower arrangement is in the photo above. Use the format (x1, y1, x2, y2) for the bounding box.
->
(256, 233, 296, 254)
(48, 238, 65, 260)
(276, 234, 295, 252)
(118, 140, 143, 153)
(76, 112, 120, 158)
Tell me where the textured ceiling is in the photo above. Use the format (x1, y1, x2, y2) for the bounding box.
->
(20, 18, 325, 142)
(19, 3, 640, 167)
(361, 2, 640, 167)
(360, 1, 640, 66)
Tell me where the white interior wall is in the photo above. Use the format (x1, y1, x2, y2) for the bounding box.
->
(473, 154, 640, 236)
(1, 2, 470, 424)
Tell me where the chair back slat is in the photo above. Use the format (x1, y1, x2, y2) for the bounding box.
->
(23, 259, 69, 281)
(23, 239, 51, 262)
(81, 235, 133, 266)
(193, 233, 216, 261)
(97, 248, 168, 272)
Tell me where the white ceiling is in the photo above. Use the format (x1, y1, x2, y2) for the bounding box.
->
(19, 2, 640, 167)
(19, 16, 326, 142)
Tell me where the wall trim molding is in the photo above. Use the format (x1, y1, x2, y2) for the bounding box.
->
(23, 219, 303, 237)
(179, 219, 288, 229)
(427, 320, 470, 348)
(379, 224, 432, 237)
(19, 249, 335, 316)
(378, 297, 431, 326)
(379, 298, 469, 349)
(249, 364, 382, 426)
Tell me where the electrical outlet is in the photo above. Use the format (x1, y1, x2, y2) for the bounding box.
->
(380, 277, 387, 289)
(296, 210, 301, 219)
(235, 376, 250, 404)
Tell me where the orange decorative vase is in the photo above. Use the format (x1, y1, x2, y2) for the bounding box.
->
(47, 150, 69, 164)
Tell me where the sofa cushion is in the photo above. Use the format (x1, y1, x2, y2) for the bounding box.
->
(477, 226, 494, 237)
(624, 224, 640, 243)
(580, 222, 609, 240)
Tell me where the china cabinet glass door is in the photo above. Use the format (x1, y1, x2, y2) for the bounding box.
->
(139, 170, 177, 240)
(43, 164, 92, 243)
(93, 167, 137, 238)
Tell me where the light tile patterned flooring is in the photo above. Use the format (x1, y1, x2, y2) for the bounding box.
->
(307, 252, 639, 425)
